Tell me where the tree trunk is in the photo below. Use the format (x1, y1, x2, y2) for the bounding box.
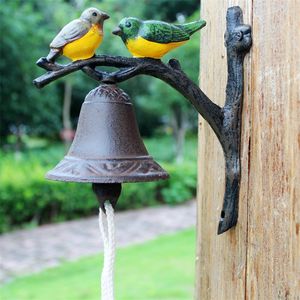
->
(175, 125, 185, 163)
(171, 105, 188, 163)
(61, 81, 73, 150)
(195, 1, 300, 299)
(63, 82, 72, 131)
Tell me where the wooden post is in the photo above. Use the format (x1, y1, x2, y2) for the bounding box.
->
(196, 0, 300, 299)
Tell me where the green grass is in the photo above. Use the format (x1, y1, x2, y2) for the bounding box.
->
(0, 229, 196, 300)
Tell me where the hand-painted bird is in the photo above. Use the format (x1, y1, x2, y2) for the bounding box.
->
(112, 17, 206, 59)
(45, 7, 109, 62)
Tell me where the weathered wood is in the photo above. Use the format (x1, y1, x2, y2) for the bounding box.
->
(196, 1, 252, 298)
(246, 1, 300, 298)
(196, 0, 300, 299)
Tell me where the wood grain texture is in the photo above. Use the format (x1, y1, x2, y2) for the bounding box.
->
(196, 0, 300, 299)
(196, 1, 252, 299)
(246, 1, 300, 299)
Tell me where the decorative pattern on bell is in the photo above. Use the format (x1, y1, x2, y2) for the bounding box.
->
(46, 84, 169, 183)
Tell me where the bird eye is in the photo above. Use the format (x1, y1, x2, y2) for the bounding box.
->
(92, 12, 97, 17)
(125, 21, 131, 28)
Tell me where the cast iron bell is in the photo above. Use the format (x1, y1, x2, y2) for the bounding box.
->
(46, 84, 168, 209)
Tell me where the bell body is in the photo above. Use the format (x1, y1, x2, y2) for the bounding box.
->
(46, 84, 168, 183)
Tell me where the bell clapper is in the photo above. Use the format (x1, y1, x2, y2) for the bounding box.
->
(92, 183, 122, 214)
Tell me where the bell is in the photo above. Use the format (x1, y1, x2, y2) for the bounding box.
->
(46, 84, 169, 185)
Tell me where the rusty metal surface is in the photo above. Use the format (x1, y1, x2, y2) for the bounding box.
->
(46, 84, 169, 183)
(92, 183, 121, 212)
(217, 7, 252, 234)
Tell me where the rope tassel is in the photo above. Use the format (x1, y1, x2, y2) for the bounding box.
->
(99, 201, 116, 300)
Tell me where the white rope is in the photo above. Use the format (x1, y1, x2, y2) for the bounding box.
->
(99, 201, 116, 300)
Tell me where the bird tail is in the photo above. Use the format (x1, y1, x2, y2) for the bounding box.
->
(178, 20, 206, 36)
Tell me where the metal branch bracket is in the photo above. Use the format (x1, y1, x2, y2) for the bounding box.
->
(34, 6, 252, 234)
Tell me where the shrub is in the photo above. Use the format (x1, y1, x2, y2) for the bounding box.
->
(0, 137, 197, 232)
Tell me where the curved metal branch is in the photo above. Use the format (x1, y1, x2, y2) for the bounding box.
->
(34, 55, 223, 138)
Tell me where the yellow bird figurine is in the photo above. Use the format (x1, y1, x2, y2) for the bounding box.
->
(45, 7, 109, 62)
(112, 17, 206, 59)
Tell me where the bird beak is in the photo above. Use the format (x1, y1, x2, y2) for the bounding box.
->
(112, 27, 122, 36)
(102, 13, 110, 20)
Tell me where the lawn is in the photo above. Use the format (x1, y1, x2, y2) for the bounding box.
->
(0, 229, 196, 300)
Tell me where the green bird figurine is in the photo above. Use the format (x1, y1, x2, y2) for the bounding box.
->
(112, 17, 206, 59)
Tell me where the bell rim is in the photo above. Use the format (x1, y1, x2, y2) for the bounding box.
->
(45, 155, 169, 184)
(45, 173, 169, 183)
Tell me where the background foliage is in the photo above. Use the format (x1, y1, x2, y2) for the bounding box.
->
(0, 0, 201, 232)
(0, 0, 200, 142)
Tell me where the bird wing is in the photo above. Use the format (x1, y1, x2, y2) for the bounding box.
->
(140, 21, 190, 44)
(50, 19, 90, 49)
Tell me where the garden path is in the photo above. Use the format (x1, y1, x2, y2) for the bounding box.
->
(0, 200, 196, 284)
